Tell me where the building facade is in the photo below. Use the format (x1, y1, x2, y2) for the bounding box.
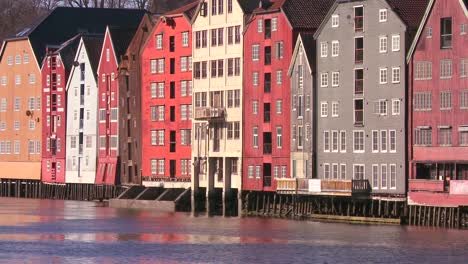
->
(65, 36, 103, 184)
(41, 35, 80, 183)
(314, 0, 425, 196)
(118, 14, 155, 186)
(408, 0, 468, 206)
(141, 3, 196, 187)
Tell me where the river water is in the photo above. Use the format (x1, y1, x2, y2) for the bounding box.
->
(0, 198, 466, 264)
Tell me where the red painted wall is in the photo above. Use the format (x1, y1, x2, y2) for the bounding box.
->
(96, 30, 119, 185)
(410, 0, 468, 178)
(41, 53, 67, 183)
(141, 16, 192, 180)
(243, 11, 294, 191)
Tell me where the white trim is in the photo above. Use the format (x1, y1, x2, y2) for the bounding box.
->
(353, 164, 365, 180)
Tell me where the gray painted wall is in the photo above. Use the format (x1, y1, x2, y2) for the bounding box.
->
(316, 0, 407, 195)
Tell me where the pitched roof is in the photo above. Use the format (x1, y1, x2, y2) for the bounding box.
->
(282, 0, 335, 29)
(108, 27, 139, 64)
(82, 35, 104, 77)
(163, 1, 199, 19)
(238, 0, 263, 13)
(288, 32, 315, 76)
(387, 0, 429, 31)
(3, 7, 146, 66)
(55, 34, 82, 74)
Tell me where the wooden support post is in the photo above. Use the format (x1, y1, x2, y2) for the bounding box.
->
(272, 194, 277, 215)
(255, 193, 259, 215)
(443, 207, 447, 228)
(409, 205, 412, 226)
(266, 194, 270, 215)
(279, 195, 283, 217)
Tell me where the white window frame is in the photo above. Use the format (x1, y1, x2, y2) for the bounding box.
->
(392, 99, 400, 115)
(379, 9, 387, 22)
(392, 34, 400, 51)
(381, 164, 388, 189)
(380, 130, 388, 153)
(332, 101, 339, 117)
(379, 67, 388, 84)
(320, 73, 328, 87)
(372, 164, 379, 190)
(353, 164, 365, 180)
(379, 36, 388, 53)
(320, 42, 328, 57)
(332, 14, 339, 28)
(331, 72, 339, 87)
(320, 101, 328, 117)
(340, 131, 346, 153)
(389, 129, 397, 153)
(331, 41, 339, 57)
(392, 67, 401, 83)
(372, 130, 379, 153)
(353, 130, 365, 153)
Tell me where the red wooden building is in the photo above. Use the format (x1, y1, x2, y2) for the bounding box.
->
(408, 0, 468, 206)
(41, 35, 81, 183)
(242, 0, 332, 191)
(96, 26, 141, 185)
(141, 2, 197, 184)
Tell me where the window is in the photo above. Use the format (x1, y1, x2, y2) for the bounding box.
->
(392, 99, 400, 115)
(156, 34, 163, 49)
(252, 45, 259, 61)
(372, 130, 379, 153)
(379, 9, 387, 22)
(414, 92, 432, 111)
(14, 141, 19, 154)
(392, 35, 400, 51)
(14, 97, 20, 111)
(275, 41, 284, 59)
(354, 99, 363, 125)
(331, 41, 339, 57)
(353, 164, 364, 180)
(381, 130, 388, 152)
(15, 55, 21, 64)
(438, 128, 452, 146)
(182, 32, 189, 47)
(340, 164, 346, 179)
(355, 37, 363, 63)
(440, 17, 452, 49)
(276, 100, 282, 114)
(150, 59, 157, 73)
(381, 164, 388, 189)
(253, 100, 258, 115)
(414, 128, 432, 146)
(379, 68, 388, 84)
(340, 131, 346, 152)
(332, 72, 339, 87)
(461, 24, 467, 35)
(427, 27, 432, 38)
(415, 61, 432, 80)
(379, 36, 387, 53)
(211, 0, 217, 15)
(276, 70, 282, 85)
(29, 74, 35, 84)
(0, 122, 5, 131)
(29, 120, 35, 130)
(324, 164, 330, 179)
(257, 19, 263, 33)
(331, 130, 339, 152)
(460, 129, 468, 146)
(235, 26, 241, 44)
(157, 58, 165, 73)
(332, 163, 339, 179)
(461, 59, 468, 78)
(353, 131, 364, 153)
(272, 17, 278, 31)
(376, 99, 387, 116)
(320, 42, 328, 57)
(248, 165, 254, 178)
(0, 98, 6, 112)
(14, 121, 19, 130)
(389, 130, 396, 152)
(354, 6, 364, 31)
(332, 15, 339, 27)
(389, 164, 397, 189)
(15, 75, 21, 85)
(28, 97, 35, 110)
(181, 129, 191, 146)
(461, 90, 468, 109)
(440, 91, 452, 110)
(253, 72, 259, 86)
(255, 166, 261, 179)
(298, 126, 303, 149)
(392, 67, 400, 83)
(320, 73, 328, 87)
(1, 76, 6, 86)
(440, 60, 452, 79)
(372, 165, 379, 189)
(276, 127, 282, 148)
(332, 102, 339, 117)
(323, 131, 330, 152)
(321, 102, 328, 117)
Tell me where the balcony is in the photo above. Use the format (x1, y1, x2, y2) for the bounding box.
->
(276, 179, 370, 195)
(194, 107, 225, 121)
(277, 178, 298, 193)
(409, 179, 445, 193)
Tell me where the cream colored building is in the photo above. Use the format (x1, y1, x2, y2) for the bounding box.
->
(191, 0, 260, 213)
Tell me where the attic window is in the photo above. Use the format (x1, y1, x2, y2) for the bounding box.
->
(426, 27, 432, 38)
(332, 15, 339, 27)
(379, 9, 387, 22)
(461, 24, 467, 35)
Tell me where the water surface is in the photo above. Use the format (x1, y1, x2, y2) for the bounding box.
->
(0, 198, 466, 263)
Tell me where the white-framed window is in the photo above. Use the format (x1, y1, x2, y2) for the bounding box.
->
(158, 159, 165, 175)
(378, 99, 387, 116)
(332, 101, 339, 117)
(320, 101, 328, 117)
(390, 164, 397, 189)
(182, 31, 189, 47)
(392, 35, 400, 51)
(353, 164, 365, 180)
(248, 165, 254, 179)
(23, 54, 29, 64)
(150, 59, 157, 73)
(440, 59, 452, 79)
(253, 72, 259, 86)
(29, 74, 35, 84)
(332, 163, 339, 179)
(381, 164, 388, 189)
(150, 83, 157, 98)
(252, 100, 258, 115)
(272, 17, 278, 31)
(158, 130, 164, 145)
(1, 76, 6, 86)
(379, 9, 387, 22)
(0, 122, 5, 131)
(440, 91, 452, 110)
(331, 41, 339, 57)
(332, 72, 339, 87)
(157, 58, 164, 73)
(372, 165, 379, 189)
(14, 140, 20, 154)
(0, 98, 6, 112)
(461, 24, 467, 35)
(15, 55, 21, 64)
(276, 100, 282, 114)
(323, 130, 330, 152)
(257, 19, 263, 33)
(106, 48, 110, 62)
(392, 67, 400, 83)
(276, 70, 282, 84)
(255, 166, 261, 179)
(320, 42, 328, 57)
(332, 14, 339, 27)
(324, 163, 330, 179)
(389, 130, 397, 152)
(158, 82, 164, 98)
(415, 61, 433, 80)
(29, 120, 35, 130)
(156, 34, 163, 49)
(353, 130, 365, 153)
(253, 127, 258, 148)
(340, 164, 346, 179)
(391, 99, 400, 115)
(320, 73, 328, 87)
(340, 131, 346, 152)
(281, 165, 287, 178)
(15, 75, 21, 85)
(14, 121, 19, 131)
(379, 36, 387, 53)
(252, 44, 260, 61)
(274, 166, 279, 179)
(372, 130, 379, 153)
(380, 130, 388, 152)
(276, 126, 283, 148)
(332, 130, 339, 152)
(14, 97, 20, 111)
(379, 68, 388, 84)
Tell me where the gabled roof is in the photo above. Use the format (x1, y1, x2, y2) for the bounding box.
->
(82, 35, 104, 77)
(282, 0, 335, 29)
(163, 1, 199, 19)
(2, 7, 146, 66)
(55, 34, 82, 74)
(108, 26, 139, 64)
(238, 0, 264, 13)
(315, 0, 428, 40)
(288, 33, 315, 76)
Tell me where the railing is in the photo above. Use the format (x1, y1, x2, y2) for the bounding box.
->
(263, 175, 272, 187)
(297, 178, 309, 192)
(355, 49, 363, 64)
(277, 178, 297, 192)
(354, 110, 363, 125)
(449, 180, 468, 195)
(355, 17, 363, 32)
(321, 180, 352, 192)
(409, 179, 445, 192)
(355, 79, 363, 95)
(352, 179, 371, 193)
(441, 35, 452, 49)
(194, 107, 225, 121)
(263, 143, 272, 154)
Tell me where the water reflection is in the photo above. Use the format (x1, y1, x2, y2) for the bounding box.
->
(0, 198, 467, 264)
